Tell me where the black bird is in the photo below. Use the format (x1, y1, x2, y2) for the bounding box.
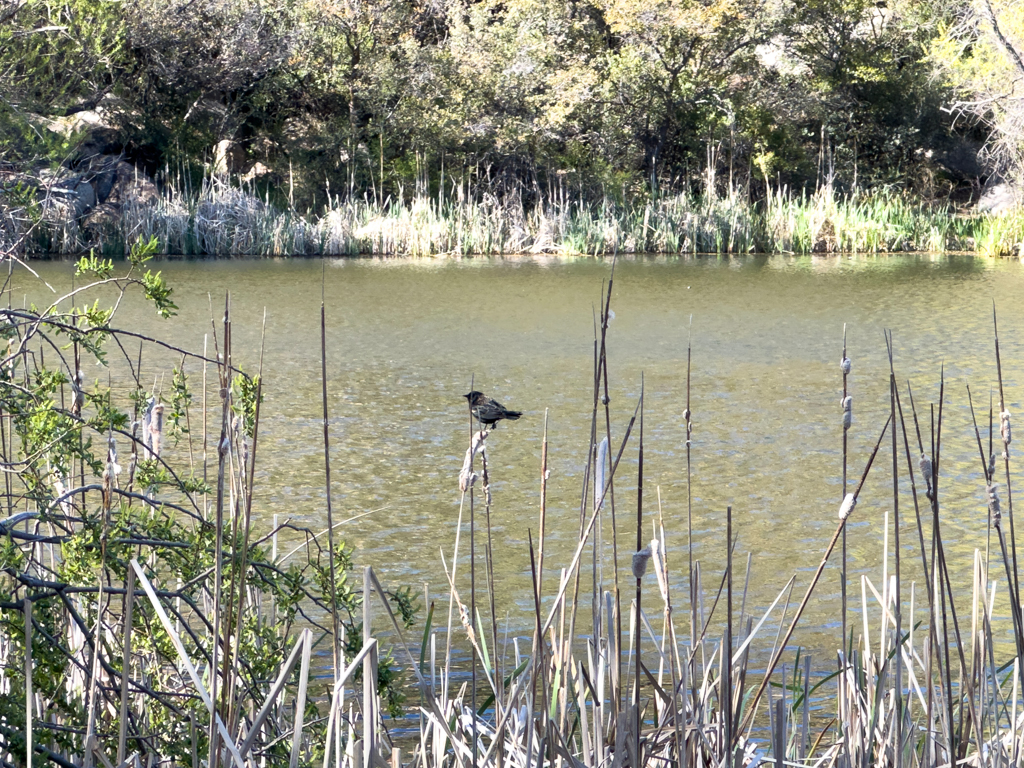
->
(464, 391, 522, 429)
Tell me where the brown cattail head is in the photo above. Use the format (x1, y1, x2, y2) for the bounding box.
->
(458, 469, 477, 492)
(458, 430, 488, 492)
(988, 483, 1002, 524)
(632, 546, 652, 579)
(458, 603, 476, 645)
(102, 438, 120, 512)
(101, 467, 112, 510)
(71, 369, 84, 417)
(921, 454, 937, 501)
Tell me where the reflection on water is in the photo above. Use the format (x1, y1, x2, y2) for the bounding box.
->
(20, 253, 1024, 662)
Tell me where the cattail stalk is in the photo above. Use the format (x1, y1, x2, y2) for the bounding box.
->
(209, 293, 231, 768)
(840, 324, 850, 657)
(723, 505, 733, 761)
(24, 596, 32, 768)
(993, 305, 1024, 663)
(320, 297, 343, 686)
(885, 332, 904, 768)
(633, 375, 644, 762)
(740, 413, 890, 734)
(685, 316, 695, 703)
(467, 381, 479, 768)
(599, 260, 621, 717)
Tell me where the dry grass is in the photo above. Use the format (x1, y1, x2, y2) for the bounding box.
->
(9, 172, 1024, 257)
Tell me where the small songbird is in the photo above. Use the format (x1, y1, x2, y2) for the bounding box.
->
(464, 390, 522, 429)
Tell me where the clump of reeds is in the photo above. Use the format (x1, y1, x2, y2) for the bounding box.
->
(406, 275, 1024, 768)
(10, 166, 1024, 256)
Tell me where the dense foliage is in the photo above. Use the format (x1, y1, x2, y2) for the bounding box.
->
(1, 0, 1021, 210)
(0, 240, 417, 763)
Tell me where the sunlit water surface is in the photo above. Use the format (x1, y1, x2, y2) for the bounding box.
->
(19, 253, 1024, 703)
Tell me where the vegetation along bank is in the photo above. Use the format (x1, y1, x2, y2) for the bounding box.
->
(2, 0, 1024, 256)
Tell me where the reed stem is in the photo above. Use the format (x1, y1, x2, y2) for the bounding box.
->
(741, 413, 891, 733)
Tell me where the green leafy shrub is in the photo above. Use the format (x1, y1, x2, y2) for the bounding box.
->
(0, 241, 416, 763)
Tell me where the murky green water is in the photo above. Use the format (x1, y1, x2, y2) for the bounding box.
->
(20, 254, 1024, 661)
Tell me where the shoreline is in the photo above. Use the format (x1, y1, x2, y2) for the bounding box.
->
(4, 168, 1023, 259)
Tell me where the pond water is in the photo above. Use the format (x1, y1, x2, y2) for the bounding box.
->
(19, 254, 1024, 668)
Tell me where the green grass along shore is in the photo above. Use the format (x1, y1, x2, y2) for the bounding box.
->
(16, 177, 1024, 258)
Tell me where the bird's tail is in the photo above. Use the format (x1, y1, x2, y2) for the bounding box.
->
(506, 410, 522, 420)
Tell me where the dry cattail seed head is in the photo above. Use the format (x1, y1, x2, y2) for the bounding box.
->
(919, 453, 932, 481)
(632, 546, 652, 579)
(839, 493, 856, 520)
(988, 483, 1002, 523)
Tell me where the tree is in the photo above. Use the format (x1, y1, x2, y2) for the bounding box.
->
(426, 0, 611, 197)
(123, 0, 297, 165)
(0, 0, 130, 166)
(600, 0, 787, 191)
(786, 0, 955, 191)
(935, 0, 1024, 186)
